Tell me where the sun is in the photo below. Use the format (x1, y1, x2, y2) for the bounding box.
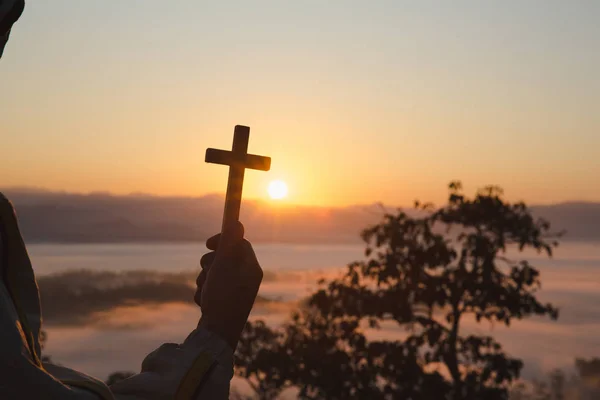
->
(267, 180, 288, 200)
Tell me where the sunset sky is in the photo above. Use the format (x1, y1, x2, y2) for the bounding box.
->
(1, 1, 598, 206)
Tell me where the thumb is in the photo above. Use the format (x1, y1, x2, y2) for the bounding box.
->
(215, 221, 245, 261)
(206, 221, 245, 251)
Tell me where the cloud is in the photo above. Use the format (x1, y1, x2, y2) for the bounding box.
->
(38, 270, 274, 327)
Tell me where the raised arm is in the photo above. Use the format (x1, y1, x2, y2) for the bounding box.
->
(110, 223, 263, 399)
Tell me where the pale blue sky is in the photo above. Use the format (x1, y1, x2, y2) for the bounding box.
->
(1, 1, 598, 205)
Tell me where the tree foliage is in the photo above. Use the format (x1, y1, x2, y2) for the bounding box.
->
(235, 182, 562, 399)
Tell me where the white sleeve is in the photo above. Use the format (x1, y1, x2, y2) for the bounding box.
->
(110, 327, 234, 400)
(182, 327, 235, 399)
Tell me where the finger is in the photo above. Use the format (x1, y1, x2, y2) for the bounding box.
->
(206, 222, 245, 250)
(206, 233, 221, 251)
(194, 272, 204, 307)
(200, 252, 216, 270)
(217, 221, 245, 253)
(195, 269, 207, 290)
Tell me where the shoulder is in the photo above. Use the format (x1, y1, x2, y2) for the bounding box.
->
(0, 0, 25, 36)
(0, 191, 11, 204)
(0, 192, 16, 221)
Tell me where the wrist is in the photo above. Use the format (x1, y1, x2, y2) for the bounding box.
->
(198, 316, 240, 351)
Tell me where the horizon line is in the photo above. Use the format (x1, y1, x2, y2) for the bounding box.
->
(2, 186, 599, 210)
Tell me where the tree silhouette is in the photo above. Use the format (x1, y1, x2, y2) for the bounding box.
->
(234, 320, 291, 399)
(575, 358, 600, 387)
(235, 182, 562, 399)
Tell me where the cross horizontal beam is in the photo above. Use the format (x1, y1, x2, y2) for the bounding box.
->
(205, 148, 271, 171)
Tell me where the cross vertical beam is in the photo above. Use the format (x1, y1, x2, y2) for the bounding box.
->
(222, 125, 249, 233)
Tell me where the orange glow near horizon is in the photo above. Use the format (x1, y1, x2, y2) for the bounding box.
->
(1, 2, 599, 207)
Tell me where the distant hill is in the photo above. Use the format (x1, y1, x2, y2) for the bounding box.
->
(531, 202, 600, 242)
(1, 188, 598, 244)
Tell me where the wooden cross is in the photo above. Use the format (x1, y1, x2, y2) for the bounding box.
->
(205, 125, 271, 236)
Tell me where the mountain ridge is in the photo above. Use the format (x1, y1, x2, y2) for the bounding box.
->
(2, 188, 599, 244)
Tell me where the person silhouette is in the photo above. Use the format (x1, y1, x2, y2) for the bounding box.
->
(0, 3, 264, 399)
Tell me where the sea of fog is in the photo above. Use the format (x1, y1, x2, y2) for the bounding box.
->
(26, 241, 600, 391)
